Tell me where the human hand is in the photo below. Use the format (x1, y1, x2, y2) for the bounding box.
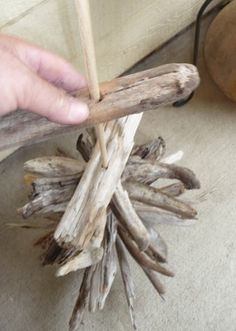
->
(0, 34, 89, 124)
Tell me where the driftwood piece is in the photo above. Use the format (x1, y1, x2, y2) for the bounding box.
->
(146, 227, 168, 263)
(54, 114, 143, 250)
(133, 201, 196, 226)
(123, 157, 200, 188)
(143, 268, 165, 298)
(19, 187, 74, 218)
(116, 235, 136, 330)
(57, 208, 107, 276)
(124, 181, 197, 219)
(57, 248, 103, 276)
(118, 226, 174, 277)
(131, 137, 166, 161)
(31, 176, 79, 194)
(89, 214, 117, 311)
(69, 266, 95, 331)
(0, 64, 199, 151)
(24, 157, 85, 178)
(112, 182, 150, 251)
(159, 182, 185, 197)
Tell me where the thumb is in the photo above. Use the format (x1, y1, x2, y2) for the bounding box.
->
(19, 71, 89, 124)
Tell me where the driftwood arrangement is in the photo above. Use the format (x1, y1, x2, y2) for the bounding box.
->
(2, 0, 201, 329)
(18, 133, 200, 330)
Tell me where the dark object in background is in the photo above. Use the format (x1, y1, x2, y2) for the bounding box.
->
(173, 0, 228, 107)
(205, 0, 236, 102)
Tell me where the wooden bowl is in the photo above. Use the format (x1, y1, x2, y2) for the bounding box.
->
(204, 0, 236, 102)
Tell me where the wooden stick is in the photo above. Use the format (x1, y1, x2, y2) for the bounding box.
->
(0, 64, 199, 151)
(123, 156, 201, 188)
(118, 226, 174, 277)
(112, 182, 150, 251)
(56, 208, 107, 276)
(146, 227, 168, 263)
(75, 0, 108, 167)
(133, 201, 197, 226)
(89, 213, 117, 311)
(124, 181, 197, 219)
(116, 235, 137, 330)
(143, 268, 165, 298)
(24, 156, 85, 178)
(54, 114, 143, 250)
(69, 266, 95, 331)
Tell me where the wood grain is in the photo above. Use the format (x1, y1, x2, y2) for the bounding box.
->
(0, 63, 199, 151)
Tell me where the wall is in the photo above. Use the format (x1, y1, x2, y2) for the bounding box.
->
(0, 0, 220, 81)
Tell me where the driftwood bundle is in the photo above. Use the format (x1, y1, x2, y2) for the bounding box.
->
(18, 134, 200, 330)
(2, 1, 201, 329)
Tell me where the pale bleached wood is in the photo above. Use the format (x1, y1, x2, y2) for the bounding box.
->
(159, 182, 185, 197)
(118, 226, 174, 277)
(146, 227, 168, 264)
(133, 201, 197, 226)
(89, 214, 117, 312)
(0, 64, 200, 151)
(116, 235, 136, 330)
(123, 156, 201, 188)
(75, 0, 108, 167)
(19, 186, 74, 218)
(112, 182, 150, 251)
(143, 268, 165, 298)
(24, 156, 85, 177)
(30, 176, 79, 193)
(69, 266, 95, 331)
(54, 113, 142, 250)
(57, 208, 107, 276)
(56, 248, 103, 276)
(161, 151, 184, 164)
(124, 181, 197, 219)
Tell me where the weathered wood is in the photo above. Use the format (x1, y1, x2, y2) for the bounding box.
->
(69, 266, 95, 331)
(24, 156, 85, 178)
(19, 186, 74, 218)
(0, 64, 199, 151)
(159, 182, 185, 197)
(54, 114, 143, 250)
(124, 181, 197, 219)
(31, 176, 79, 194)
(112, 182, 150, 251)
(143, 268, 165, 298)
(131, 137, 166, 161)
(118, 226, 174, 277)
(123, 157, 200, 188)
(89, 214, 117, 311)
(57, 208, 107, 276)
(161, 151, 184, 164)
(116, 235, 136, 330)
(146, 227, 168, 263)
(57, 248, 103, 276)
(133, 201, 197, 226)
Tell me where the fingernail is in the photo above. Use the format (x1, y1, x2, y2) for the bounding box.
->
(68, 101, 89, 123)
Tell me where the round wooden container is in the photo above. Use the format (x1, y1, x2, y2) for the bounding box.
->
(204, 0, 236, 102)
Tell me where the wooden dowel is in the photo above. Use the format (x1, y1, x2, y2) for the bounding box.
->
(75, 0, 108, 167)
